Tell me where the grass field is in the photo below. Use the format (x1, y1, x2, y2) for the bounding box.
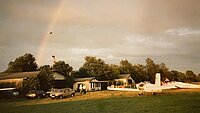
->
(0, 90, 200, 113)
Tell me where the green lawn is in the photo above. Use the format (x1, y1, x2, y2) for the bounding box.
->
(0, 92, 200, 113)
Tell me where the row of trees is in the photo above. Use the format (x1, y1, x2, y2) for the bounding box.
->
(75, 57, 200, 83)
(2, 53, 200, 93)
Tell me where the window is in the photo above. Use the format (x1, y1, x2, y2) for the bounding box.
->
(128, 79, 133, 84)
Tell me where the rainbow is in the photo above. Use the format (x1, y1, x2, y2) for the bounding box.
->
(36, 0, 65, 66)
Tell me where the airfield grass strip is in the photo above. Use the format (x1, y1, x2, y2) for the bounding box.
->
(0, 90, 200, 113)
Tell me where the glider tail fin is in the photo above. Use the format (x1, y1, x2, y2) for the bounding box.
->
(155, 73, 161, 87)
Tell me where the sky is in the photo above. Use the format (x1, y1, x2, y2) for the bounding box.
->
(0, 0, 200, 74)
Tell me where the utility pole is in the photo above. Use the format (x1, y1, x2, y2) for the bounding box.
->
(52, 55, 56, 64)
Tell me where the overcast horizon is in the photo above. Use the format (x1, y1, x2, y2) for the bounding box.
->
(0, 0, 200, 74)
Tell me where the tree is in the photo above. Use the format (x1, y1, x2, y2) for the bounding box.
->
(185, 70, 197, 82)
(77, 67, 89, 78)
(178, 71, 187, 82)
(53, 61, 73, 77)
(38, 65, 51, 70)
(20, 67, 54, 95)
(80, 56, 119, 80)
(81, 56, 105, 77)
(102, 64, 120, 80)
(133, 64, 149, 83)
(6, 53, 38, 72)
(197, 74, 200, 82)
(145, 58, 159, 83)
(37, 67, 54, 91)
(109, 64, 120, 79)
(119, 60, 134, 74)
(119, 60, 145, 82)
(158, 63, 171, 81)
(53, 61, 74, 88)
(170, 70, 180, 81)
(21, 76, 40, 95)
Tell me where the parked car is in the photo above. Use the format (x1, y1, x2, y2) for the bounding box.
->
(0, 88, 19, 99)
(45, 88, 59, 97)
(26, 90, 46, 99)
(50, 88, 75, 99)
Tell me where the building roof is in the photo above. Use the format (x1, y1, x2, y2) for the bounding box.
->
(0, 70, 66, 80)
(118, 74, 131, 79)
(90, 79, 108, 83)
(0, 71, 39, 80)
(74, 77, 96, 82)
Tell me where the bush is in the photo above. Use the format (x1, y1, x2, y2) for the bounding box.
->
(20, 76, 40, 96)
(37, 68, 54, 91)
(20, 68, 54, 96)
